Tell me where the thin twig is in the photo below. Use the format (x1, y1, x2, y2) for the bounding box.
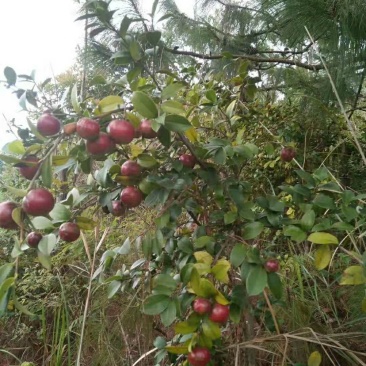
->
(305, 27, 366, 167)
(164, 47, 323, 71)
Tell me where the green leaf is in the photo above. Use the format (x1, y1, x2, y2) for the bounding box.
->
(283, 225, 307, 243)
(230, 244, 246, 267)
(49, 204, 72, 223)
(13, 296, 36, 316)
(267, 272, 282, 299)
(314, 245, 331, 270)
(5, 140, 25, 155)
(161, 100, 185, 115)
(153, 274, 177, 295)
(166, 345, 189, 355)
(202, 319, 221, 340)
(37, 250, 51, 270)
(41, 155, 52, 188)
(160, 300, 176, 327)
(4, 66, 16, 85)
(205, 90, 217, 103)
(137, 154, 157, 168)
(308, 351, 322, 366)
(211, 259, 230, 283)
(194, 236, 215, 249)
(224, 211, 237, 225)
(107, 280, 121, 299)
(38, 234, 57, 256)
(119, 16, 132, 37)
(143, 294, 170, 315)
(154, 336, 166, 349)
(340, 265, 366, 285)
(246, 266, 267, 296)
(300, 210, 316, 231)
(98, 95, 124, 114)
(71, 84, 82, 114)
(161, 82, 185, 99)
(307, 232, 338, 245)
(158, 126, 171, 147)
(165, 115, 191, 132)
(0, 263, 14, 283)
(75, 216, 96, 230)
(132, 91, 158, 118)
(32, 217, 54, 230)
(129, 41, 142, 61)
(0, 154, 22, 164)
(313, 194, 336, 209)
(5, 186, 27, 197)
(196, 278, 217, 298)
(242, 222, 264, 240)
(146, 31, 161, 46)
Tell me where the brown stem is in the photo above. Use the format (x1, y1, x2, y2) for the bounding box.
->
(164, 47, 323, 71)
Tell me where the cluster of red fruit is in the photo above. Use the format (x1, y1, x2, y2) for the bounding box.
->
(0, 189, 80, 248)
(187, 299, 230, 366)
(0, 112, 198, 248)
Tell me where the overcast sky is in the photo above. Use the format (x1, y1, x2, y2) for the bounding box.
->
(0, 0, 195, 147)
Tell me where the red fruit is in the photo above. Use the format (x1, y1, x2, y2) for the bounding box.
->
(139, 119, 158, 139)
(264, 259, 280, 273)
(121, 160, 141, 177)
(76, 118, 100, 140)
(134, 125, 142, 138)
(280, 147, 296, 162)
(179, 154, 196, 168)
(86, 132, 116, 156)
(193, 298, 212, 315)
(27, 232, 42, 248)
(120, 187, 143, 208)
(37, 113, 61, 137)
(59, 222, 80, 242)
(111, 201, 126, 217)
(209, 303, 230, 324)
(18, 155, 39, 180)
(63, 122, 77, 135)
(187, 347, 211, 366)
(22, 188, 55, 216)
(0, 201, 18, 229)
(107, 119, 135, 144)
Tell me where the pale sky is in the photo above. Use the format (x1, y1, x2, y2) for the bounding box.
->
(0, 0, 195, 147)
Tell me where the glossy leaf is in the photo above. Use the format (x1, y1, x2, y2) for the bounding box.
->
(71, 84, 81, 113)
(160, 300, 176, 326)
(41, 155, 52, 188)
(4, 66, 16, 85)
(211, 259, 230, 283)
(165, 115, 191, 132)
(143, 294, 170, 315)
(307, 232, 338, 245)
(242, 222, 264, 240)
(267, 272, 282, 299)
(246, 266, 267, 296)
(340, 265, 366, 285)
(97, 95, 124, 114)
(230, 244, 246, 267)
(202, 319, 221, 340)
(314, 245, 331, 270)
(131, 91, 158, 118)
(75, 216, 96, 230)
